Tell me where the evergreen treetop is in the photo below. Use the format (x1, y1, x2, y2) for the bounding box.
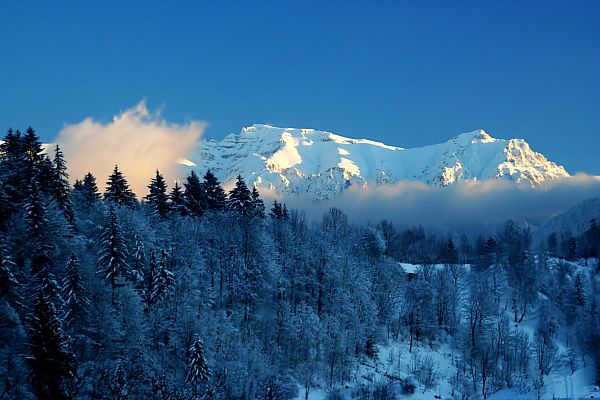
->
(202, 169, 226, 211)
(169, 181, 185, 214)
(145, 169, 170, 217)
(186, 335, 211, 384)
(226, 175, 254, 216)
(183, 171, 205, 217)
(97, 206, 129, 304)
(104, 165, 137, 206)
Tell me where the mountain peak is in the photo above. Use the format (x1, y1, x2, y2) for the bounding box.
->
(451, 129, 496, 144)
(193, 125, 570, 199)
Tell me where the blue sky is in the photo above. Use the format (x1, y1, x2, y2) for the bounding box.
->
(1, 0, 598, 174)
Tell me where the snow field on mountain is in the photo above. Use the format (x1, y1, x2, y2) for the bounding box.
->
(193, 124, 570, 199)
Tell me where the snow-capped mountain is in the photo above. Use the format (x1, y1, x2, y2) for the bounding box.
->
(192, 124, 570, 199)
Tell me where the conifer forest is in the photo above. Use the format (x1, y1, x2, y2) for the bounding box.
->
(1, 127, 600, 400)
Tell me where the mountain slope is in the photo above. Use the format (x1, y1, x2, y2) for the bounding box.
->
(538, 197, 600, 239)
(192, 124, 570, 199)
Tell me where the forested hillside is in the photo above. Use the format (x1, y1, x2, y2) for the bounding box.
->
(1, 127, 599, 399)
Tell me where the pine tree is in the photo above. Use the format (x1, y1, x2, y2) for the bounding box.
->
(186, 335, 211, 384)
(0, 239, 21, 308)
(130, 234, 146, 285)
(62, 253, 89, 328)
(25, 179, 47, 241)
(0, 128, 21, 161)
(97, 206, 129, 304)
(202, 169, 226, 211)
(226, 175, 253, 216)
(150, 249, 175, 305)
(52, 145, 75, 226)
(22, 127, 44, 184)
(251, 186, 265, 218)
(104, 165, 137, 206)
(143, 248, 174, 308)
(0, 235, 27, 399)
(143, 250, 159, 309)
(26, 288, 74, 400)
(445, 238, 458, 265)
(169, 181, 185, 215)
(0, 129, 27, 208)
(183, 171, 205, 217)
(0, 179, 11, 227)
(36, 155, 57, 196)
(72, 179, 83, 191)
(82, 172, 101, 202)
(281, 204, 289, 221)
(270, 200, 282, 219)
(145, 169, 170, 217)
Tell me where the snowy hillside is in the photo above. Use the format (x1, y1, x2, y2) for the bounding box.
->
(538, 197, 600, 238)
(193, 124, 570, 199)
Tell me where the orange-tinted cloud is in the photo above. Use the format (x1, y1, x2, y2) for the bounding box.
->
(55, 101, 205, 197)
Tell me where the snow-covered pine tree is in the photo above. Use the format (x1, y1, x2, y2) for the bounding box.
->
(226, 175, 253, 216)
(143, 250, 159, 309)
(445, 238, 458, 265)
(26, 288, 74, 400)
(62, 253, 89, 328)
(0, 180, 10, 229)
(0, 128, 18, 159)
(203, 169, 226, 211)
(169, 181, 185, 215)
(97, 205, 129, 304)
(24, 179, 56, 276)
(145, 169, 170, 217)
(186, 335, 211, 384)
(183, 170, 205, 217)
(0, 236, 27, 399)
(270, 200, 282, 220)
(129, 234, 146, 286)
(22, 127, 44, 185)
(104, 165, 137, 206)
(25, 179, 48, 242)
(269, 201, 290, 222)
(251, 186, 265, 218)
(52, 145, 75, 226)
(0, 238, 22, 309)
(281, 204, 289, 221)
(151, 249, 175, 305)
(35, 155, 57, 196)
(82, 172, 101, 202)
(0, 129, 28, 212)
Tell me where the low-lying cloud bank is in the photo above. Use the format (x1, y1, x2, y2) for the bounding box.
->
(56, 102, 205, 197)
(281, 175, 600, 230)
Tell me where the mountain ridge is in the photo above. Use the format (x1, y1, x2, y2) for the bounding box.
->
(191, 124, 569, 199)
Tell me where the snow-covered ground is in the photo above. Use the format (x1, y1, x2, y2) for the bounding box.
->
(295, 259, 599, 400)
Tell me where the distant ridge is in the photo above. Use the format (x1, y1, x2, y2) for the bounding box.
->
(192, 124, 570, 199)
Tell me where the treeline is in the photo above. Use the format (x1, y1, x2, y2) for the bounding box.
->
(0, 127, 599, 400)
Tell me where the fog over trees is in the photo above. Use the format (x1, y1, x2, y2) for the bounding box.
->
(1, 127, 599, 399)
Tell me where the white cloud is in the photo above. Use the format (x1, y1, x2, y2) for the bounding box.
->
(283, 175, 600, 230)
(55, 101, 206, 197)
